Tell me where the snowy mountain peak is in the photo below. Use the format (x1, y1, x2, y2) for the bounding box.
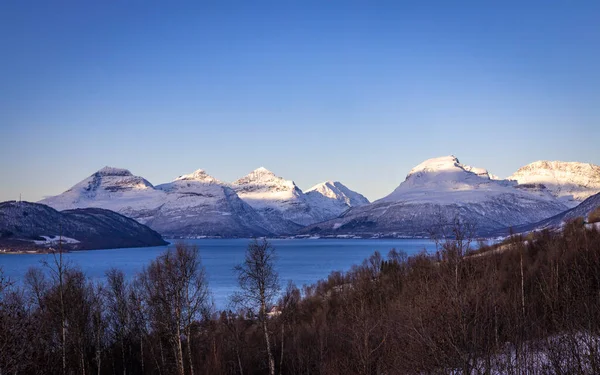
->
(231, 168, 317, 229)
(241, 167, 278, 181)
(511, 160, 600, 178)
(407, 155, 460, 175)
(253, 166, 272, 174)
(96, 166, 134, 177)
(306, 181, 370, 207)
(85, 167, 154, 190)
(174, 169, 220, 184)
(39, 167, 158, 213)
(379, 155, 539, 204)
(307, 181, 340, 198)
(508, 160, 600, 206)
(405, 155, 492, 180)
(398, 155, 493, 192)
(233, 167, 296, 191)
(517, 160, 599, 171)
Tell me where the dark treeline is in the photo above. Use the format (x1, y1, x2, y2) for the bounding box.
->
(2, 220, 600, 374)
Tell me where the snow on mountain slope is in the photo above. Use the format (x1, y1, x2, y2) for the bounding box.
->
(301, 156, 569, 237)
(151, 170, 272, 237)
(39, 167, 165, 224)
(380, 156, 557, 204)
(174, 169, 221, 184)
(307, 181, 370, 206)
(508, 161, 600, 207)
(38, 166, 371, 236)
(232, 167, 312, 233)
(40, 167, 272, 237)
(305, 181, 369, 219)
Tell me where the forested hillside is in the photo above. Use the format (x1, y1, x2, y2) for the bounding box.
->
(1, 221, 600, 374)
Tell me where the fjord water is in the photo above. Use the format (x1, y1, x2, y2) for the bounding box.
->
(0, 239, 435, 309)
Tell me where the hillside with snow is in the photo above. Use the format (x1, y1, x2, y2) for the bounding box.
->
(39, 166, 369, 237)
(149, 169, 273, 237)
(0, 201, 167, 250)
(40, 167, 272, 237)
(305, 181, 369, 220)
(231, 168, 370, 233)
(301, 156, 570, 237)
(37, 157, 600, 238)
(496, 192, 600, 236)
(39, 167, 166, 224)
(231, 168, 318, 233)
(508, 161, 600, 207)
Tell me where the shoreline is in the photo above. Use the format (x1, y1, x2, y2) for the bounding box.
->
(0, 248, 70, 255)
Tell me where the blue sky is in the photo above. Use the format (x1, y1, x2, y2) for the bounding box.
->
(1, 1, 599, 202)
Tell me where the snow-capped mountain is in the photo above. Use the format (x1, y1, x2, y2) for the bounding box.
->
(508, 161, 600, 207)
(305, 181, 369, 219)
(39, 166, 372, 237)
(380, 156, 558, 204)
(231, 167, 313, 233)
(39, 157, 598, 238)
(173, 169, 221, 184)
(301, 156, 570, 237)
(231, 168, 370, 233)
(149, 169, 272, 237)
(40, 167, 271, 237)
(39, 167, 165, 224)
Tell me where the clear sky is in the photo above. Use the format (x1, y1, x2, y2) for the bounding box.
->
(1, 1, 599, 202)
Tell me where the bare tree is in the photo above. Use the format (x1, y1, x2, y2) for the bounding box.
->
(233, 238, 280, 375)
(277, 281, 300, 375)
(89, 282, 107, 375)
(139, 243, 210, 375)
(104, 269, 131, 375)
(43, 249, 70, 375)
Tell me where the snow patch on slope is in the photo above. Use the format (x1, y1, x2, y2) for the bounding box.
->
(33, 235, 81, 245)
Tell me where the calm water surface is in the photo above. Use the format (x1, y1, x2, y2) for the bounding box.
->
(0, 239, 435, 309)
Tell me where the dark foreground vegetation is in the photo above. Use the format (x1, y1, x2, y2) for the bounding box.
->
(1, 221, 600, 374)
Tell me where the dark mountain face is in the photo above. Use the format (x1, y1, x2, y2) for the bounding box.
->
(0, 201, 167, 251)
(494, 192, 600, 236)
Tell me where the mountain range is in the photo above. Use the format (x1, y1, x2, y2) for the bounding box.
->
(40, 166, 369, 237)
(302, 156, 576, 237)
(38, 156, 600, 237)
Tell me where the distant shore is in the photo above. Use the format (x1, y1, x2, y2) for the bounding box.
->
(0, 248, 68, 255)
